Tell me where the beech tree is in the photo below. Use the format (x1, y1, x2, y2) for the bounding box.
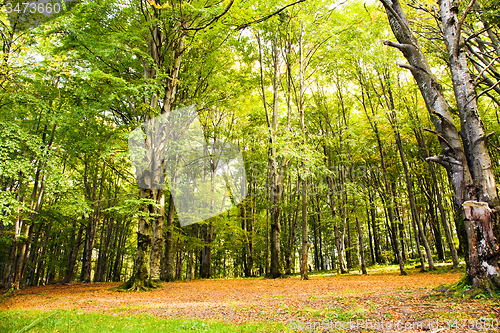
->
(380, 0, 500, 295)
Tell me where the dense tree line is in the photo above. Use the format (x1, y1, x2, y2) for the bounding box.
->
(0, 0, 499, 296)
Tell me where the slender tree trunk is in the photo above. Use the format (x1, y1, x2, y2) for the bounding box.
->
(392, 114, 435, 271)
(411, 112, 460, 267)
(355, 196, 367, 275)
(258, 32, 287, 279)
(368, 187, 381, 264)
(334, 223, 347, 274)
(163, 194, 175, 281)
(64, 218, 85, 283)
(150, 191, 165, 281)
(300, 177, 308, 280)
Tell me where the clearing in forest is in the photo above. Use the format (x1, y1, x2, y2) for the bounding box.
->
(1, 266, 499, 332)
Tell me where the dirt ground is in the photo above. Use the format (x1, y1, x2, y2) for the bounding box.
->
(1, 271, 499, 332)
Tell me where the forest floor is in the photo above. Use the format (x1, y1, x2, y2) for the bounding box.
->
(1, 264, 499, 332)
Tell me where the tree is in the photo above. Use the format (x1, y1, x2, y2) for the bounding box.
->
(380, 0, 500, 295)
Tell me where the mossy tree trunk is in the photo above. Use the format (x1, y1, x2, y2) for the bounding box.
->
(120, 188, 162, 291)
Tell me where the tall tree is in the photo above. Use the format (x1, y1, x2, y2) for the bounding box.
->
(381, 0, 500, 294)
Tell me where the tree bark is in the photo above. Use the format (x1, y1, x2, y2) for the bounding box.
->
(163, 194, 175, 281)
(120, 188, 161, 290)
(200, 221, 213, 279)
(300, 177, 308, 280)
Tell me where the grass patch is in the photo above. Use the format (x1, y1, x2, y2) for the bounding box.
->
(295, 305, 367, 321)
(0, 309, 291, 333)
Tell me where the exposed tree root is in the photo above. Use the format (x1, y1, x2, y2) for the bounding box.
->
(436, 274, 500, 299)
(0, 288, 14, 304)
(266, 272, 284, 279)
(117, 277, 160, 292)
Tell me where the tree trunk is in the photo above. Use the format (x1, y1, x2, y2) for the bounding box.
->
(258, 32, 286, 279)
(334, 224, 347, 274)
(355, 196, 367, 275)
(64, 218, 85, 283)
(462, 202, 500, 294)
(368, 186, 381, 264)
(200, 221, 213, 279)
(150, 191, 165, 281)
(163, 194, 175, 281)
(120, 188, 161, 290)
(300, 177, 308, 280)
(438, 0, 500, 289)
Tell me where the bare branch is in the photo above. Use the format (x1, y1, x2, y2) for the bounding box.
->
(473, 56, 499, 86)
(477, 80, 500, 100)
(423, 127, 453, 149)
(455, 0, 477, 53)
(399, 63, 416, 71)
(383, 40, 412, 51)
(426, 155, 448, 167)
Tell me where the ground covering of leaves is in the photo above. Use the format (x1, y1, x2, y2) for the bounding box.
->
(1, 266, 499, 332)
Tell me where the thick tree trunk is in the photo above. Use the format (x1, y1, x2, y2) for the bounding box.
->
(438, 0, 500, 289)
(122, 5, 186, 289)
(200, 221, 213, 279)
(462, 201, 500, 294)
(120, 188, 162, 290)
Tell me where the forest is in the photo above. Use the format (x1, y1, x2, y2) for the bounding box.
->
(1, 0, 500, 315)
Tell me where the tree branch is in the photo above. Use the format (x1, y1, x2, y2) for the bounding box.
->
(399, 63, 416, 71)
(472, 56, 499, 86)
(476, 80, 500, 100)
(235, 0, 306, 30)
(383, 40, 412, 51)
(455, 0, 477, 53)
(183, 0, 235, 31)
(423, 127, 453, 149)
